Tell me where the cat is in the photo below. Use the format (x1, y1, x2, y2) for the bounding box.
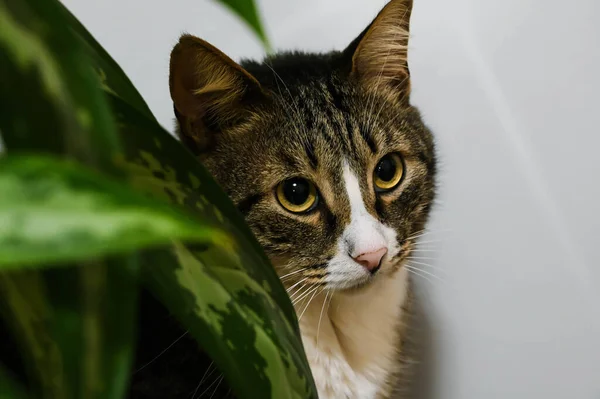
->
(167, 0, 436, 397)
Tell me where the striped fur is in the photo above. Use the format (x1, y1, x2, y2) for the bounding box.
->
(169, 0, 437, 397)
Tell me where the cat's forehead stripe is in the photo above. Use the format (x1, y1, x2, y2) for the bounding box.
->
(290, 82, 382, 166)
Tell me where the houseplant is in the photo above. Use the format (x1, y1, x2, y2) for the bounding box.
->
(0, 0, 317, 397)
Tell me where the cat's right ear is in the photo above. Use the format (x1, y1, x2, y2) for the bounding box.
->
(169, 34, 265, 153)
(342, 0, 413, 105)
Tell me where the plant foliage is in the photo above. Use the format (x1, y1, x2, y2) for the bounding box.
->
(0, 0, 316, 398)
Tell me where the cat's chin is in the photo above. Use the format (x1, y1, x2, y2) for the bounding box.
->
(330, 263, 403, 294)
(335, 280, 372, 294)
(330, 273, 380, 294)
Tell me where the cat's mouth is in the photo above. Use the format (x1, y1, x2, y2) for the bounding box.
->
(280, 245, 409, 294)
(336, 260, 407, 294)
(326, 258, 402, 292)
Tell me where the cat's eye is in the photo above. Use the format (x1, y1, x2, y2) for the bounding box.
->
(276, 177, 319, 213)
(374, 153, 404, 192)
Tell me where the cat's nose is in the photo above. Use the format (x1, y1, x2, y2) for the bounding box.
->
(353, 247, 387, 273)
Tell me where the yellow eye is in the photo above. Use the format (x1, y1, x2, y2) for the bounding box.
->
(373, 153, 404, 192)
(276, 178, 319, 213)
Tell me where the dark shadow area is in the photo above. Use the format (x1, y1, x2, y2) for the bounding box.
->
(1, 284, 436, 399)
(129, 288, 235, 399)
(404, 284, 438, 399)
(0, 308, 30, 390)
(0, 288, 236, 399)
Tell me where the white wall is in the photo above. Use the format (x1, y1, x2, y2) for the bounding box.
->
(61, 0, 600, 397)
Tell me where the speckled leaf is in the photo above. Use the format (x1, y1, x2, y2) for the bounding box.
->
(0, 155, 230, 268)
(0, 0, 120, 172)
(143, 243, 313, 399)
(0, 0, 136, 397)
(0, 0, 316, 397)
(110, 95, 318, 399)
(0, 258, 140, 399)
(214, 0, 271, 50)
(55, 1, 155, 120)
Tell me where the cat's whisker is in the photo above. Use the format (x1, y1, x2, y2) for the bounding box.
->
(405, 230, 428, 241)
(289, 284, 311, 303)
(190, 361, 215, 398)
(316, 290, 330, 349)
(405, 258, 444, 269)
(288, 284, 310, 298)
(195, 371, 224, 399)
(298, 286, 322, 322)
(134, 330, 189, 374)
(190, 379, 202, 398)
(208, 375, 225, 399)
(413, 239, 443, 245)
(406, 259, 447, 274)
(287, 288, 303, 301)
(405, 255, 438, 261)
(406, 230, 450, 242)
(281, 270, 326, 283)
(407, 259, 436, 267)
(279, 267, 309, 280)
(292, 284, 322, 307)
(292, 286, 317, 308)
(288, 284, 308, 301)
(292, 284, 320, 306)
(409, 248, 438, 253)
(405, 266, 440, 286)
(407, 231, 446, 242)
(405, 264, 445, 283)
(286, 276, 310, 293)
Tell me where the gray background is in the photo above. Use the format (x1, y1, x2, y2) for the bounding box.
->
(61, 0, 600, 397)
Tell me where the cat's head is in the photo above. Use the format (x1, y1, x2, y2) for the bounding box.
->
(169, 0, 435, 292)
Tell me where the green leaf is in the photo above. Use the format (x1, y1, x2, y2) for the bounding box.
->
(0, 0, 139, 396)
(214, 0, 271, 51)
(0, 154, 231, 269)
(0, 0, 121, 173)
(55, 2, 155, 120)
(1, 0, 316, 397)
(0, 363, 29, 399)
(0, 154, 214, 398)
(0, 259, 139, 399)
(109, 94, 318, 399)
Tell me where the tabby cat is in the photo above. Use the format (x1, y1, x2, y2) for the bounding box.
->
(168, 0, 436, 397)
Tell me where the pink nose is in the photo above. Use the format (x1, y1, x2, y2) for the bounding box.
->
(353, 247, 387, 272)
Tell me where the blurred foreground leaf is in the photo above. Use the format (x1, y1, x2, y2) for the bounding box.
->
(55, 1, 155, 119)
(0, 155, 229, 269)
(0, 0, 120, 171)
(111, 94, 317, 399)
(214, 0, 271, 50)
(1, 0, 139, 396)
(0, 0, 317, 397)
(0, 364, 28, 399)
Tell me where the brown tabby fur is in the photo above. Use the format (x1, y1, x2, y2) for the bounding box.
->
(169, 0, 436, 397)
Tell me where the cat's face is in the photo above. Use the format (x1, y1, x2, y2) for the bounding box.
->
(169, 0, 435, 292)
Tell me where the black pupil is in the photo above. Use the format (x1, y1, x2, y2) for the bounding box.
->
(283, 178, 310, 206)
(376, 156, 397, 182)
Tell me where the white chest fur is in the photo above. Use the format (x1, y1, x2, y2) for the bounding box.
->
(296, 268, 409, 399)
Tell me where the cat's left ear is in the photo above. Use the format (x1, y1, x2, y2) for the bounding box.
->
(347, 0, 413, 104)
(169, 34, 266, 153)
